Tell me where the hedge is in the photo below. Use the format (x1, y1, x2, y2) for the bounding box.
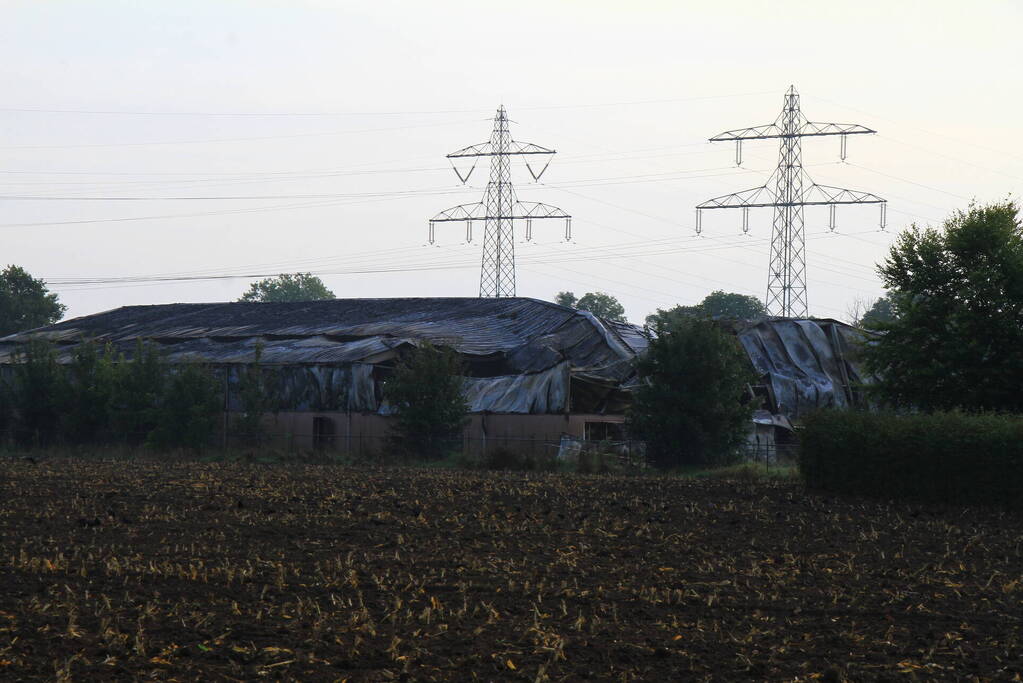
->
(800, 410, 1023, 508)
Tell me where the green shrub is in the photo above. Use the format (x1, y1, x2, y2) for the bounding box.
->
(629, 316, 755, 468)
(11, 340, 67, 448)
(109, 340, 164, 445)
(801, 410, 1023, 508)
(63, 340, 118, 444)
(148, 364, 222, 452)
(384, 343, 468, 461)
(232, 343, 279, 446)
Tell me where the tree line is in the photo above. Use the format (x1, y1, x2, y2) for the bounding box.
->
(0, 340, 221, 450)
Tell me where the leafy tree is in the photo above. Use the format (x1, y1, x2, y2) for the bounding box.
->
(629, 316, 755, 468)
(63, 340, 118, 444)
(233, 343, 279, 446)
(577, 292, 627, 322)
(11, 340, 67, 447)
(847, 294, 896, 329)
(554, 290, 626, 322)
(860, 295, 895, 329)
(109, 340, 165, 444)
(0, 265, 66, 336)
(864, 200, 1023, 412)
(645, 291, 765, 329)
(238, 273, 334, 303)
(148, 364, 222, 452)
(384, 343, 468, 460)
(555, 291, 578, 308)
(699, 290, 766, 319)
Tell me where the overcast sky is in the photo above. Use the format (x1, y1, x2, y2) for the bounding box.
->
(2, 0, 1020, 324)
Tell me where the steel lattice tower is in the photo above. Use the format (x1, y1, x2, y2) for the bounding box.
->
(430, 106, 571, 297)
(696, 86, 887, 317)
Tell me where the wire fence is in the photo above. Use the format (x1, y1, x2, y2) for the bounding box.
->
(0, 426, 799, 471)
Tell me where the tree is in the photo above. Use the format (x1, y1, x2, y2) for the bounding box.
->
(699, 290, 766, 319)
(0, 265, 66, 336)
(63, 340, 118, 444)
(233, 343, 280, 446)
(238, 273, 334, 303)
(864, 200, 1023, 412)
(148, 364, 222, 452)
(11, 340, 67, 447)
(629, 316, 755, 468)
(553, 290, 626, 322)
(554, 291, 578, 308)
(110, 340, 165, 444)
(860, 295, 895, 329)
(645, 290, 765, 329)
(847, 294, 895, 329)
(384, 343, 468, 460)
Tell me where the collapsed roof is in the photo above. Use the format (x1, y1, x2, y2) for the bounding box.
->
(734, 318, 871, 418)
(0, 298, 869, 419)
(0, 297, 647, 415)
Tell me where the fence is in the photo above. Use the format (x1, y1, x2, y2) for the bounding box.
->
(224, 429, 649, 466)
(739, 441, 800, 467)
(0, 425, 798, 471)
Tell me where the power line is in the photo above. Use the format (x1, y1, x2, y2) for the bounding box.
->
(0, 119, 481, 150)
(0, 90, 775, 118)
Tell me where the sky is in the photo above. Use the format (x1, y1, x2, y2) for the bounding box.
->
(1, 0, 1021, 324)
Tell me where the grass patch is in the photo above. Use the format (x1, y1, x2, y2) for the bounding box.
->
(674, 462, 799, 481)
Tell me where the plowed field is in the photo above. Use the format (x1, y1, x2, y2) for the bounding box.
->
(0, 459, 1020, 680)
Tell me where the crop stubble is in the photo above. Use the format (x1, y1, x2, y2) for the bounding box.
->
(0, 460, 1020, 681)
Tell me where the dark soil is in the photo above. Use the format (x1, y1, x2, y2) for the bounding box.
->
(0, 459, 1020, 680)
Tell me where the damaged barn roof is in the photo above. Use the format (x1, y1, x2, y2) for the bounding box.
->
(0, 297, 646, 365)
(0, 298, 869, 418)
(0, 297, 647, 415)
(734, 317, 872, 417)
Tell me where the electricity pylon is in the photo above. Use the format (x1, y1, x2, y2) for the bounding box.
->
(430, 106, 571, 298)
(696, 86, 886, 317)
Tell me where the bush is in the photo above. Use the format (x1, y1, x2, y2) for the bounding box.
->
(800, 410, 1023, 508)
(11, 340, 67, 447)
(110, 340, 164, 445)
(629, 316, 755, 468)
(148, 364, 223, 452)
(63, 341, 117, 444)
(384, 343, 468, 461)
(232, 343, 279, 446)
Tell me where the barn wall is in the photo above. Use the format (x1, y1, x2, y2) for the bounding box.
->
(242, 410, 627, 455)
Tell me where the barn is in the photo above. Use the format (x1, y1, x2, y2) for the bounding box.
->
(0, 297, 647, 453)
(0, 296, 869, 456)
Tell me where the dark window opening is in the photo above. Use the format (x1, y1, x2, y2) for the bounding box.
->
(313, 416, 335, 450)
(584, 421, 625, 442)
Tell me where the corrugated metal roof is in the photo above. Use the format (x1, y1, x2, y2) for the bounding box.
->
(0, 298, 647, 415)
(735, 317, 871, 417)
(5, 297, 636, 348)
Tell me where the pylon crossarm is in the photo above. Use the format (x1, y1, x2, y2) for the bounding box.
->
(802, 184, 885, 205)
(512, 201, 570, 219)
(697, 185, 778, 209)
(430, 202, 568, 222)
(448, 140, 555, 158)
(447, 142, 493, 158)
(709, 124, 782, 142)
(431, 202, 486, 221)
(799, 121, 876, 137)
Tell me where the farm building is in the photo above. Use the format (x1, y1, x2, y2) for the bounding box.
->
(0, 297, 868, 453)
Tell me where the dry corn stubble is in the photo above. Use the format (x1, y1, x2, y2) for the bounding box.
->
(0, 459, 1021, 680)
